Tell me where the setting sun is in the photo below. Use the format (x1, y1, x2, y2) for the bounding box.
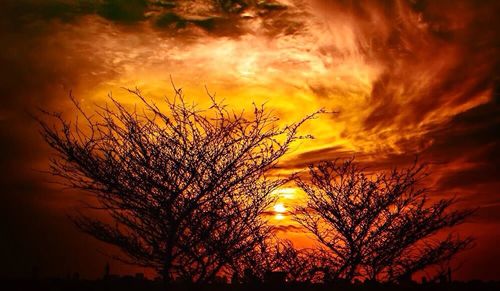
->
(273, 203, 287, 213)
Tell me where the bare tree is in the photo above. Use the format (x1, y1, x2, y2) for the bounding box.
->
(294, 159, 474, 283)
(38, 85, 319, 284)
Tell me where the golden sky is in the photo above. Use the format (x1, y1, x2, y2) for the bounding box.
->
(0, 0, 499, 281)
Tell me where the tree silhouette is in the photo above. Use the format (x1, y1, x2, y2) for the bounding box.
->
(230, 238, 316, 283)
(38, 86, 319, 284)
(294, 159, 474, 283)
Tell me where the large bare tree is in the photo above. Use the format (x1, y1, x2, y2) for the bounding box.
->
(294, 159, 474, 283)
(38, 86, 319, 284)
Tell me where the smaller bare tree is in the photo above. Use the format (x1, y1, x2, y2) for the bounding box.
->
(294, 159, 474, 283)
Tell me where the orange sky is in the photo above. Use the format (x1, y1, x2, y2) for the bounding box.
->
(0, 0, 499, 281)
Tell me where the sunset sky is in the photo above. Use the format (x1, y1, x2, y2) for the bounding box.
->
(0, 0, 499, 281)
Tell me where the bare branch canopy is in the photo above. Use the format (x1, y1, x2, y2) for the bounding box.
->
(38, 86, 321, 283)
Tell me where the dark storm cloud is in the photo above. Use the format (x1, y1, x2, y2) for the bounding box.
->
(307, 0, 500, 132)
(149, 0, 301, 37)
(362, 0, 500, 131)
(0, 0, 296, 36)
(429, 140, 499, 192)
(407, 81, 500, 192)
(420, 101, 500, 163)
(475, 204, 500, 224)
(418, 99, 500, 211)
(1, 0, 152, 24)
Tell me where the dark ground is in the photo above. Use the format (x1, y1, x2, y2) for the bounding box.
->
(2, 279, 500, 291)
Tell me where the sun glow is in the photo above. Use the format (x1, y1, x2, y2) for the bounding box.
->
(273, 203, 286, 213)
(273, 202, 288, 221)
